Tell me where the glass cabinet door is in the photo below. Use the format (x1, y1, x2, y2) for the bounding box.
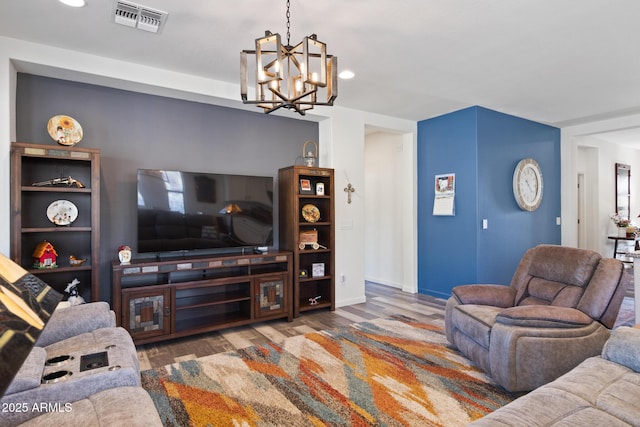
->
(255, 275, 287, 318)
(122, 288, 171, 340)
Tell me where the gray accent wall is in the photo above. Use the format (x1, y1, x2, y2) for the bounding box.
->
(16, 74, 318, 302)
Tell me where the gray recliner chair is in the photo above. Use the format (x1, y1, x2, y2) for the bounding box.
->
(445, 244, 629, 392)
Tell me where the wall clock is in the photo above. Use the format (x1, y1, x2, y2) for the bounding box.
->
(512, 158, 543, 211)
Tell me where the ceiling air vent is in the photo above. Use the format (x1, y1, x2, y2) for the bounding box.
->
(113, 0, 168, 34)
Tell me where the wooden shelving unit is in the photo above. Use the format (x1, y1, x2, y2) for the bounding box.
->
(112, 251, 292, 344)
(10, 142, 101, 302)
(278, 166, 335, 317)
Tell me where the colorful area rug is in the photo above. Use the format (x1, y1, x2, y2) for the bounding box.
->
(141, 315, 517, 426)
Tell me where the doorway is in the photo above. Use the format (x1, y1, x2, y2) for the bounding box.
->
(363, 128, 416, 292)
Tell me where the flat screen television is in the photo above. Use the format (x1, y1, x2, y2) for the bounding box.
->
(137, 169, 274, 254)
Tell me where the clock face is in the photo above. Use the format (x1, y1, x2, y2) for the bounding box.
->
(513, 158, 543, 211)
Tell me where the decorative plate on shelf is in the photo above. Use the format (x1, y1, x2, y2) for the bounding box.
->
(47, 115, 83, 146)
(46, 200, 78, 226)
(301, 204, 320, 223)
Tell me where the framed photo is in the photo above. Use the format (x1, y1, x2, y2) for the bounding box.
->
(312, 262, 325, 278)
(316, 182, 325, 195)
(299, 179, 313, 194)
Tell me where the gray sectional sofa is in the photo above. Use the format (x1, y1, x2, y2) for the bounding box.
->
(469, 326, 640, 426)
(0, 302, 161, 426)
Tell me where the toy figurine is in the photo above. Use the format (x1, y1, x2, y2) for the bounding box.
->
(32, 241, 58, 269)
(118, 245, 132, 265)
(65, 278, 86, 305)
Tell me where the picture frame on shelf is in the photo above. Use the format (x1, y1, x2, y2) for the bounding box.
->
(316, 182, 325, 195)
(299, 179, 313, 194)
(312, 262, 325, 278)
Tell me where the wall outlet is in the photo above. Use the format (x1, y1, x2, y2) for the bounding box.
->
(482, 219, 488, 229)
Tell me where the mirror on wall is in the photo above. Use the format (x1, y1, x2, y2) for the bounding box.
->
(616, 163, 631, 220)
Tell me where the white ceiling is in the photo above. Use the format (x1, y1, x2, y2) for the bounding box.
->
(2, 0, 640, 142)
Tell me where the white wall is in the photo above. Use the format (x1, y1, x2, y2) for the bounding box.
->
(575, 137, 640, 257)
(0, 35, 417, 307)
(561, 114, 640, 258)
(364, 131, 404, 288)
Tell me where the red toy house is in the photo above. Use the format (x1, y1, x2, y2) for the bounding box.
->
(32, 241, 58, 269)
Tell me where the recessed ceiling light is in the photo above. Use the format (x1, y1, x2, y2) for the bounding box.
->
(339, 70, 355, 80)
(59, 0, 86, 7)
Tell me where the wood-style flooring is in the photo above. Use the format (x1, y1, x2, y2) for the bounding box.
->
(136, 279, 636, 371)
(136, 281, 447, 370)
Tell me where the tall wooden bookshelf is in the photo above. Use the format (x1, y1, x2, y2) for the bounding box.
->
(278, 166, 335, 316)
(10, 142, 101, 302)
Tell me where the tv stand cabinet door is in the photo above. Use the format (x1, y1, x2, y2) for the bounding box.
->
(121, 288, 171, 341)
(254, 274, 289, 319)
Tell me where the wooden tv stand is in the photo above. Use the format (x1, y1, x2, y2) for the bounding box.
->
(112, 251, 292, 344)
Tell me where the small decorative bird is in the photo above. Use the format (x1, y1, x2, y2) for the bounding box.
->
(69, 255, 87, 266)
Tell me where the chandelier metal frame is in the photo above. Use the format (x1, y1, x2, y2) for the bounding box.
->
(240, 0, 337, 115)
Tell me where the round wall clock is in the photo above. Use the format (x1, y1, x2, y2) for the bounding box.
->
(512, 158, 543, 211)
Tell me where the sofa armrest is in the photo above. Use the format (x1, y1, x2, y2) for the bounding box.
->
(451, 284, 516, 308)
(35, 302, 116, 347)
(496, 305, 594, 328)
(4, 347, 46, 396)
(602, 326, 640, 372)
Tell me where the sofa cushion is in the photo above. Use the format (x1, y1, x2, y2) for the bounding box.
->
(18, 386, 162, 427)
(452, 284, 516, 307)
(602, 326, 640, 373)
(0, 345, 140, 426)
(527, 245, 600, 287)
(35, 302, 116, 347)
(4, 347, 46, 396)
(496, 306, 593, 328)
(452, 304, 503, 349)
(469, 356, 639, 426)
(44, 327, 138, 372)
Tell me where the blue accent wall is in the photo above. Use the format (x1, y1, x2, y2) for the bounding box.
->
(417, 106, 560, 298)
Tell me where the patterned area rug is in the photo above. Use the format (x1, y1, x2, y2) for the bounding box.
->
(141, 315, 517, 426)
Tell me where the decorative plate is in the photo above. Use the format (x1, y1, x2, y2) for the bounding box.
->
(47, 115, 83, 146)
(301, 204, 320, 222)
(46, 200, 78, 226)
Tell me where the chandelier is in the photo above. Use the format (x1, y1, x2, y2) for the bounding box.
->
(240, 0, 337, 115)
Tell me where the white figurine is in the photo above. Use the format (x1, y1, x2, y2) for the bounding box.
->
(65, 278, 86, 305)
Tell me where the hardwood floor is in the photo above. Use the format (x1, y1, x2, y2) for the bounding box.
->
(136, 279, 636, 371)
(136, 282, 447, 370)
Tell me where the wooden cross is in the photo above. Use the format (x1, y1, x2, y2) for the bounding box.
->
(344, 183, 355, 204)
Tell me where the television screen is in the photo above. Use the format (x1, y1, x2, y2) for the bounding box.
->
(137, 169, 273, 254)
